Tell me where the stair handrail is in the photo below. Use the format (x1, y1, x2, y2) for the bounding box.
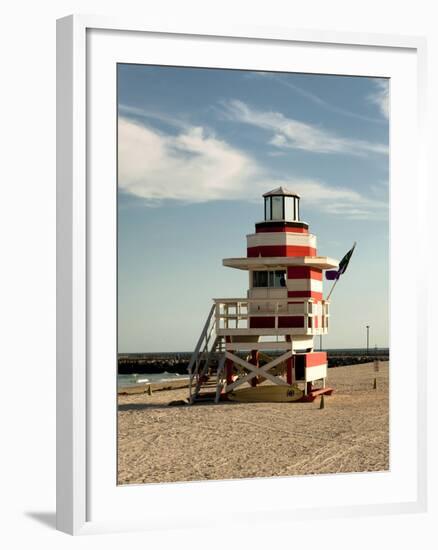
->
(187, 304, 216, 373)
(187, 303, 216, 396)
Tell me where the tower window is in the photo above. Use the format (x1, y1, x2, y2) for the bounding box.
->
(271, 196, 283, 220)
(264, 197, 271, 220)
(253, 270, 286, 288)
(284, 196, 294, 220)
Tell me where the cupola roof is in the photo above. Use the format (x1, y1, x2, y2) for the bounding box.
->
(262, 186, 300, 198)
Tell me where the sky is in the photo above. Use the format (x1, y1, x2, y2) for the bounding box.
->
(117, 64, 389, 352)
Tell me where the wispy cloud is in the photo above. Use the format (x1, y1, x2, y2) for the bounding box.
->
(250, 73, 385, 124)
(222, 100, 389, 156)
(287, 179, 387, 220)
(367, 80, 389, 119)
(118, 116, 387, 219)
(119, 104, 189, 130)
(118, 117, 257, 203)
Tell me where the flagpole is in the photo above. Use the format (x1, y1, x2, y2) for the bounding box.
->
(326, 276, 340, 301)
(326, 241, 356, 302)
(323, 269, 341, 351)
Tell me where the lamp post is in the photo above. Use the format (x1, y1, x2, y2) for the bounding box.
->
(366, 325, 370, 356)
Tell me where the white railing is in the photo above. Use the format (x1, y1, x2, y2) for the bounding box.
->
(213, 297, 330, 335)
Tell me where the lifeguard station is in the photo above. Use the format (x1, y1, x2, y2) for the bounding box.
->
(188, 187, 339, 403)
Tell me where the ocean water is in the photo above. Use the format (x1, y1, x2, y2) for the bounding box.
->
(118, 372, 189, 388)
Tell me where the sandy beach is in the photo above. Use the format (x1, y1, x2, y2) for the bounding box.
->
(118, 361, 389, 485)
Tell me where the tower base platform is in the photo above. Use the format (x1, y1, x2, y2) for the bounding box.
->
(299, 386, 334, 402)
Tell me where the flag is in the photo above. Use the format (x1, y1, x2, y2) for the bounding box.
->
(326, 242, 356, 280)
(325, 270, 339, 280)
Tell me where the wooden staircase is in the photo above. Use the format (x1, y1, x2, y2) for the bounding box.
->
(188, 304, 226, 404)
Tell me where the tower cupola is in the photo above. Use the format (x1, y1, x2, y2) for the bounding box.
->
(263, 186, 300, 223)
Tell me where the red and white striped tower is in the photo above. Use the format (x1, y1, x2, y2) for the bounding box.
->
(214, 187, 339, 399)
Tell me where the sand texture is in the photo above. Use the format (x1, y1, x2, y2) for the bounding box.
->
(117, 361, 389, 485)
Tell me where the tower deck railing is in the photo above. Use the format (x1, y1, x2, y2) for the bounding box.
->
(213, 297, 330, 336)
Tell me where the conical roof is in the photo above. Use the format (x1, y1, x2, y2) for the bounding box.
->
(262, 186, 300, 198)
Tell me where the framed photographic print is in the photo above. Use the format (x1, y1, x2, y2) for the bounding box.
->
(57, 15, 427, 535)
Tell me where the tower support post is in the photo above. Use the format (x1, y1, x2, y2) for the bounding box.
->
(225, 336, 233, 384)
(249, 349, 259, 387)
(286, 356, 294, 385)
(285, 335, 294, 385)
(225, 358, 234, 385)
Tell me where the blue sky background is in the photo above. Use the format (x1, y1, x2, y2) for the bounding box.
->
(117, 64, 389, 352)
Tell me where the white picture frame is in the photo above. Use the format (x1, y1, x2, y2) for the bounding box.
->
(56, 14, 428, 535)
